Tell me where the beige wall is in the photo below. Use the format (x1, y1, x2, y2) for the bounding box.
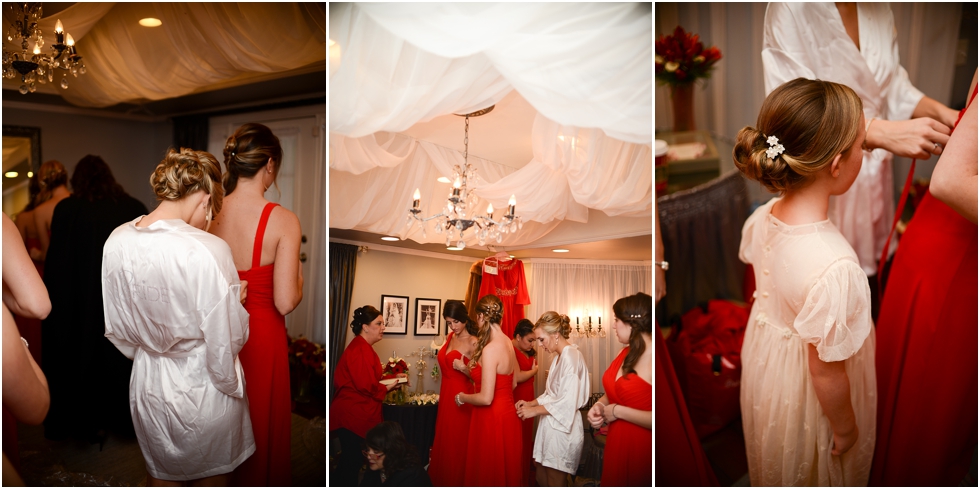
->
(344, 246, 476, 394)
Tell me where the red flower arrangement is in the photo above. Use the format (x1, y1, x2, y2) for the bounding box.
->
(655, 26, 722, 86)
(382, 355, 409, 380)
(288, 335, 325, 376)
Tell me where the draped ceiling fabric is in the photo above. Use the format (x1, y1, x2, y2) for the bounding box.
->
(329, 3, 653, 247)
(1, 3, 326, 108)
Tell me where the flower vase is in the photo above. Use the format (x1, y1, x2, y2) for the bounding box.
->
(670, 83, 695, 132)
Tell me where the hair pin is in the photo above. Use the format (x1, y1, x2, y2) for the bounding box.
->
(765, 135, 785, 160)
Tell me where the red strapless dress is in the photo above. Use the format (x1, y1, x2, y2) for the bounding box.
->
(513, 346, 536, 485)
(870, 86, 979, 486)
(602, 347, 653, 487)
(428, 332, 474, 486)
(463, 363, 523, 486)
(232, 203, 291, 486)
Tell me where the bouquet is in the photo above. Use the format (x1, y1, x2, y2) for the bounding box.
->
(655, 26, 722, 86)
(382, 355, 409, 380)
(288, 335, 325, 376)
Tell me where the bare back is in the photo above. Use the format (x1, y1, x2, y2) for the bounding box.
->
(15, 209, 37, 243)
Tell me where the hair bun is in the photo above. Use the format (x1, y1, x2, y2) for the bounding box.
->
(733, 126, 797, 193)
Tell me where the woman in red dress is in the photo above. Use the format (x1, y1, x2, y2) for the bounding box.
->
(455, 295, 523, 486)
(870, 75, 979, 486)
(512, 318, 538, 485)
(427, 300, 477, 486)
(329, 305, 401, 486)
(587, 293, 652, 486)
(209, 123, 304, 486)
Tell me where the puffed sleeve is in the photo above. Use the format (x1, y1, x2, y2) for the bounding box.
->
(793, 261, 872, 362)
(536, 348, 591, 433)
(762, 3, 818, 95)
(200, 284, 250, 398)
(351, 343, 388, 402)
(739, 199, 775, 265)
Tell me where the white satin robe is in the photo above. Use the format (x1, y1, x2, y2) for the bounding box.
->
(532, 344, 591, 473)
(101, 218, 254, 481)
(762, 2, 925, 275)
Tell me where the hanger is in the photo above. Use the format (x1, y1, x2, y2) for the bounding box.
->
(485, 246, 513, 263)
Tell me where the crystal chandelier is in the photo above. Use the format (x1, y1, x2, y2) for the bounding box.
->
(2, 3, 87, 94)
(407, 106, 523, 250)
(570, 314, 605, 339)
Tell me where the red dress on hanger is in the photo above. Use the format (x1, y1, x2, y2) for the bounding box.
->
(601, 346, 654, 487)
(463, 363, 523, 486)
(232, 203, 292, 486)
(478, 259, 529, 338)
(427, 332, 474, 486)
(870, 86, 979, 486)
(513, 346, 536, 485)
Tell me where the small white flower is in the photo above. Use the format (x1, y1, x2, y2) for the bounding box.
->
(665, 61, 679, 72)
(766, 136, 779, 146)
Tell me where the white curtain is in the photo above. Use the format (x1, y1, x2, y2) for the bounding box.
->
(526, 261, 652, 395)
(13, 3, 326, 107)
(330, 2, 652, 144)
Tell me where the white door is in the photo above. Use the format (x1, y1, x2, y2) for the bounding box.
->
(209, 107, 326, 344)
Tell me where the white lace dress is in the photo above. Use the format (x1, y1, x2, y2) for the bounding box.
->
(739, 198, 876, 486)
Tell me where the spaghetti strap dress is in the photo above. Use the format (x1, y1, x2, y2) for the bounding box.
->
(513, 346, 536, 485)
(870, 85, 979, 486)
(601, 347, 652, 487)
(232, 203, 292, 486)
(463, 363, 523, 486)
(427, 331, 474, 486)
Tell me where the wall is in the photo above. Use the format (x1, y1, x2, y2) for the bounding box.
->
(344, 245, 476, 394)
(2, 107, 173, 211)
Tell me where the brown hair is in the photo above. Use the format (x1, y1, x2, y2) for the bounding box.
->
(222, 122, 283, 195)
(470, 294, 503, 366)
(443, 300, 478, 336)
(351, 305, 382, 336)
(733, 78, 863, 194)
(534, 311, 572, 339)
(37, 160, 67, 195)
(150, 148, 224, 217)
(613, 293, 652, 376)
(71, 155, 128, 202)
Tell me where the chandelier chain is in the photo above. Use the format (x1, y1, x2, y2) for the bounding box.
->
(463, 116, 469, 163)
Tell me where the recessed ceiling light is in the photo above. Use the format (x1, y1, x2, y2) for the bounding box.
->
(437, 177, 451, 184)
(27, 171, 33, 178)
(4, 171, 18, 178)
(553, 249, 570, 253)
(447, 246, 463, 251)
(139, 18, 162, 27)
(380, 236, 399, 241)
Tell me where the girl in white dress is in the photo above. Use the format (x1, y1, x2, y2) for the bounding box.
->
(101, 148, 254, 485)
(733, 78, 876, 486)
(515, 311, 591, 486)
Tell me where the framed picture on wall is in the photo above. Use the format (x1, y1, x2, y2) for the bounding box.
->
(381, 295, 409, 335)
(415, 298, 441, 336)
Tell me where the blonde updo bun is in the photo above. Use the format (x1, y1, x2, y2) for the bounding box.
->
(534, 311, 572, 339)
(732, 78, 863, 194)
(150, 148, 224, 215)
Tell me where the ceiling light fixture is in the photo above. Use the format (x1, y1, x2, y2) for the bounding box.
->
(436, 177, 451, 184)
(407, 105, 523, 250)
(380, 236, 399, 241)
(446, 246, 463, 251)
(139, 18, 162, 27)
(5, 171, 18, 178)
(2, 3, 87, 93)
(553, 249, 570, 253)
(27, 171, 33, 177)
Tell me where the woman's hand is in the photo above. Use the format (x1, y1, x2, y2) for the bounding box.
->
(867, 117, 951, 159)
(239, 280, 248, 304)
(601, 403, 619, 424)
(587, 402, 605, 429)
(515, 400, 526, 410)
(831, 425, 859, 456)
(385, 381, 400, 392)
(516, 404, 533, 420)
(452, 358, 467, 371)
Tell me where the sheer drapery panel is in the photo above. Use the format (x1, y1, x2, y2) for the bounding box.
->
(526, 261, 652, 395)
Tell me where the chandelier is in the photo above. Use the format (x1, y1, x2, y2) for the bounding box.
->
(407, 106, 523, 250)
(570, 314, 605, 339)
(2, 3, 87, 94)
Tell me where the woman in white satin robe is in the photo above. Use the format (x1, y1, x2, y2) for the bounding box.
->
(101, 148, 254, 485)
(762, 2, 957, 279)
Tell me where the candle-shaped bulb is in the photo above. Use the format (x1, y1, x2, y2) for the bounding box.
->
(576, 316, 580, 325)
(598, 316, 601, 325)
(453, 177, 462, 189)
(508, 195, 516, 206)
(487, 203, 494, 215)
(66, 33, 75, 46)
(33, 43, 40, 55)
(55, 20, 64, 34)
(413, 188, 420, 200)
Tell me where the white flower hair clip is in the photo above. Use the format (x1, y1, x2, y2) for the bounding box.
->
(765, 135, 785, 160)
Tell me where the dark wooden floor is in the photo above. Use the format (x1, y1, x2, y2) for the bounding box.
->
(12, 413, 326, 486)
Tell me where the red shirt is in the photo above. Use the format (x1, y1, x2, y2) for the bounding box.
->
(329, 335, 387, 437)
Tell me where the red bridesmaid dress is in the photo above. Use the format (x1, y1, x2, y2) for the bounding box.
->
(427, 331, 474, 486)
(232, 203, 292, 486)
(601, 346, 652, 487)
(463, 362, 523, 486)
(513, 346, 536, 485)
(870, 86, 979, 486)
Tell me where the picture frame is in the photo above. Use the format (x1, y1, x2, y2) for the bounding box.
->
(380, 295, 409, 335)
(415, 298, 441, 336)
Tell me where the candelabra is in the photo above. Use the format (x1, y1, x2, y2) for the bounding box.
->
(407, 106, 523, 249)
(408, 346, 436, 394)
(572, 315, 606, 339)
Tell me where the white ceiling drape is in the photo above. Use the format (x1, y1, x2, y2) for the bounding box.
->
(329, 3, 653, 247)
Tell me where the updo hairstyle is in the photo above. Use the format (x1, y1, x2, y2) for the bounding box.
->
(514, 318, 536, 357)
(733, 78, 863, 194)
(613, 293, 653, 376)
(222, 122, 283, 195)
(534, 311, 572, 339)
(443, 299, 478, 336)
(470, 294, 504, 366)
(37, 160, 67, 193)
(150, 148, 224, 218)
(351, 305, 382, 336)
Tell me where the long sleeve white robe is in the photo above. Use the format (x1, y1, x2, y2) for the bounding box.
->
(532, 344, 591, 473)
(762, 2, 925, 275)
(102, 218, 254, 481)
